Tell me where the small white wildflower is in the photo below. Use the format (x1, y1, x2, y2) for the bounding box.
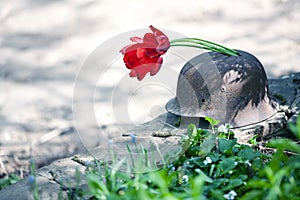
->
(218, 124, 233, 133)
(218, 124, 227, 133)
(245, 160, 252, 167)
(182, 175, 189, 183)
(234, 161, 238, 166)
(223, 190, 237, 200)
(203, 157, 212, 165)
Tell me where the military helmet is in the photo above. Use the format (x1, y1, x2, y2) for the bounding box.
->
(165, 50, 278, 128)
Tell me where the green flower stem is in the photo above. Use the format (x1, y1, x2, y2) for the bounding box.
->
(170, 38, 239, 56)
(171, 43, 237, 56)
(171, 44, 217, 53)
(171, 38, 237, 53)
(171, 43, 212, 50)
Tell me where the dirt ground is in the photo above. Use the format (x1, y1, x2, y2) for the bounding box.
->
(1, 0, 300, 178)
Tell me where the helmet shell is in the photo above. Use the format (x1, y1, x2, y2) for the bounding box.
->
(165, 50, 278, 127)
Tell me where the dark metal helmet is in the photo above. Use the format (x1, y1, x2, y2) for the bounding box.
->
(165, 50, 278, 128)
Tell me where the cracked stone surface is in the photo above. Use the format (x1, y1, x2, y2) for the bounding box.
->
(0, 72, 299, 199)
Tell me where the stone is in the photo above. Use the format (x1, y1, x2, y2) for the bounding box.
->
(0, 73, 299, 199)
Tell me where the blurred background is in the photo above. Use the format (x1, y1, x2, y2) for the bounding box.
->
(0, 0, 299, 177)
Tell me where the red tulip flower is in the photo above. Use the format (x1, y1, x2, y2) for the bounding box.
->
(120, 25, 239, 81)
(120, 25, 170, 81)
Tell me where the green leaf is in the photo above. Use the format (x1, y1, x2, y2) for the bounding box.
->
(223, 178, 244, 191)
(210, 189, 224, 200)
(205, 117, 220, 127)
(247, 178, 270, 189)
(111, 158, 126, 177)
(209, 152, 220, 162)
(267, 138, 300, 154)
(0, 174, 21, 190)
(195, 168, 213, 183)
(266, 150, 287, 172)
(242, 190, 264, 200)
(252, 158, 263, 171)
(218, 138, 237, 154)
(149, 171, 169, 194)
(199, 133, 217, 157)
(212, 178, 229, 188)
(247, 135, 259, 145)
(288, 114, 300, 139)
(238, 174, 248, 180)
(191, 175, 205, 199)
(238, 148, 260, 161)
(219, 157, 236, 174)
(86, 173, 109, 199)
(187, 123, 198, 139)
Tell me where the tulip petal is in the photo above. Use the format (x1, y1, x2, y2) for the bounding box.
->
(129, 69, 137, 77)
(143, 33, 157, 47)
(156, 39, 170, 54)
(130, 37, 143, 43)
(149, 25, 164, 37)
(131, 65, 148, 81)
(150, 57, 163, 76)
(136, 48, 146, 58)
(149, 25, 170, 54)
(120, 44, 130, 54)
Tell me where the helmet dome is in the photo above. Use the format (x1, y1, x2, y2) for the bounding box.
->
(165, 50, 278, 127)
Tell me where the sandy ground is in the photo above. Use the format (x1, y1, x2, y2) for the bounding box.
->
(0, 0, 300, 177)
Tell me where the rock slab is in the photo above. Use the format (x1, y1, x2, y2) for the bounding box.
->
(0, 73, 299, 199)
